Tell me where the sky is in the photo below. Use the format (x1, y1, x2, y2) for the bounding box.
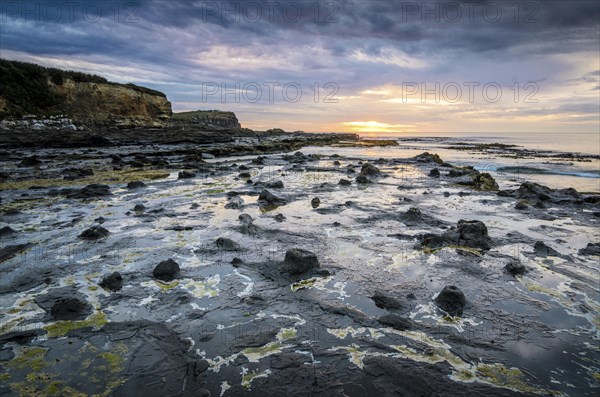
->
(1, 0, 599, 134)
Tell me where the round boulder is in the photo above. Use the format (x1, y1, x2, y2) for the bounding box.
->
(311, 197, 321, 209)
(99, 272, 123, 292)
(153, 259, 180, 282)
(505, 261, 526, 276)
(282, 248, 320, 274)
(434, 285, 466, 316)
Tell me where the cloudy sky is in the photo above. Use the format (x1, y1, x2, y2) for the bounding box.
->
(1, 0, 599, 133)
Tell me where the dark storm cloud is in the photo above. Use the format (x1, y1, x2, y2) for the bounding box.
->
(0, 0, 598, 123)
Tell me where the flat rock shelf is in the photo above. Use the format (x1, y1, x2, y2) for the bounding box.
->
(0, 137, 599, 397)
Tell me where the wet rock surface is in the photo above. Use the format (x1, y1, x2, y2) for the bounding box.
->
(0, 141, 598, 396)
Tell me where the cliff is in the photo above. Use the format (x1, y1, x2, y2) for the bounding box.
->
(0, 59, 172, 128)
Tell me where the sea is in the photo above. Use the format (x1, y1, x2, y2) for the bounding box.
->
(304, 132, 600, 193)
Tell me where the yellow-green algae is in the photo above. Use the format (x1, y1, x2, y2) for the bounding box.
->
(290, 277, 321, 292)
(423, 245, 483, 257)
(326, 326, 367, 340)
(470, 363, 562, 395)
(0, 197, 59, 213)
(156, 280, 180, 291)
(277, 328, 297, 340)
(241, 339, 291, 362)
(44, 311, 108, 338)
(6, 342, 127, 397)
(183, 276, 220, 298)
(7, 347, 48, 371)
(241, 368, 272, 388)
(205, 189, 225, 194)
(0, 168, 170, 191)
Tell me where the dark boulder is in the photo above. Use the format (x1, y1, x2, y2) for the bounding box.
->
(429, 168, 440, 178)
(267, 180, 284, 189)
(360, 163, 381, 177)
(457, 220, 491, 250)
(225, 196, 244, 209)
(434, 285, 466, 316)
(178, 171, 196, 179)
(252, 156, 265, 165)
(281, 248, 320, 274)
(99, 272, 123, 292)
(215, 237, 241, 251)
(471, 172, 499, 191)
(62, 167, 94, 180)
(584, 196, 600, 204)
(578, 243, 600, 256)
(515, 201, 529, 210)
(339, 179, 352, 186)
(413, 152, 444, 164)
(19, 156, 42, 167)
(67, 184, 112, 199)
(356, 175, 371, 184)
(448, 168, 471, 177)
(79, 226, 110, 240)
(311, 197, 321, 208)
(153, 259, 180, 282)
(133, 204, 146, 212)
(49, 298, 92, 321)
(498, 182, 581, 203)
(238, 214, 253, 225)
(127, 181, 147, 189)
(258, 189, 285, 205)
(371, 291, 403, 310)
(274, 214, 286, 222)
(422, 219, 491, 251)
(231, 257, 244, 266)
(0, 243, 34, 263)
(534, 241, 561, 257)
(505, 260, 526, 276)
(0, 226, 16, 238)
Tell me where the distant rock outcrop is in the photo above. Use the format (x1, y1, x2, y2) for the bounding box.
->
(171, 110, 241, 129)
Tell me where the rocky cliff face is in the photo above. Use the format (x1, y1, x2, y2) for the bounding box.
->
(51, 80, 172, 128)
(0, 59, 172, 129)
